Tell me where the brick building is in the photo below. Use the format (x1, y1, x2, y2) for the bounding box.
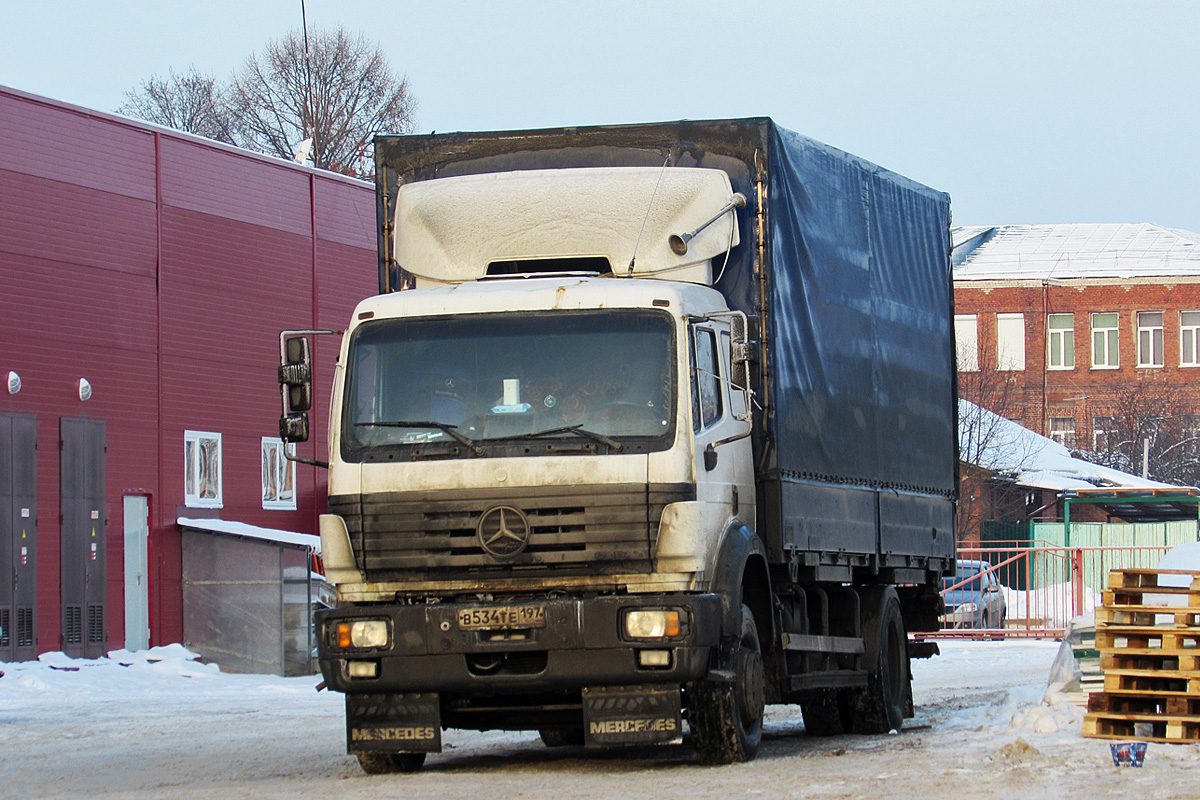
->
(952, 223, 1200, 485)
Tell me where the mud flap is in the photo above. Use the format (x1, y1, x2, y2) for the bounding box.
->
(346, 693, 442, 754)
(582, 684, 683, 746)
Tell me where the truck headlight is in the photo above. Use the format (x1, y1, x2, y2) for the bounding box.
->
(333, 619, 390, 649)
(624, 609, 682, 639)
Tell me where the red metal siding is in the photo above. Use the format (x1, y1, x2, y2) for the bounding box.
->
(0, 169, 157, 278)
(160, 137, 312, 237)
(316, 178, 377, 248)
(0, 86, 377, 655)
(0, 90, 156, 200)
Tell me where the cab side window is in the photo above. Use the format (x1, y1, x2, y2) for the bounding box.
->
(691, 327, 722, 431)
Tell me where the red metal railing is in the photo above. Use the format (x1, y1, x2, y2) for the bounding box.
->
(920, 543, 1175, 640)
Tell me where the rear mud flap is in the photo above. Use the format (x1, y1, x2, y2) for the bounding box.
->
(582, 684, 682, 746)
(346, 693, 442, 754)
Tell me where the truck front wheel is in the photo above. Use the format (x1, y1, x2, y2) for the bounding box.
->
(688, 603, 765, 765)
(356, 752, 427, 774)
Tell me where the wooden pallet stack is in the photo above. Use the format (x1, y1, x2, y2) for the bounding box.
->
(1082, 568, 1200, 744)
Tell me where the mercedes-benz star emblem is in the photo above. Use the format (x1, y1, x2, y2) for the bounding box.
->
(477, 505, 531, 560)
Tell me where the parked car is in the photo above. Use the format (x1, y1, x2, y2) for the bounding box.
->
(940, 559, 1007, 629)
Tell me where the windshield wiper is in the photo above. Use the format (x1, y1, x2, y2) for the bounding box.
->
(520, 424, 624, 453)
(356, 421, 486, 457)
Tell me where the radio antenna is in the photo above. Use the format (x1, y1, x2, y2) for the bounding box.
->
(626, 155, 671, 277)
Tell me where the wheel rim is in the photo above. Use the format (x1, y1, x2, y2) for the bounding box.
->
(737, 610, 765, 732)
(738, 647, 765, 726)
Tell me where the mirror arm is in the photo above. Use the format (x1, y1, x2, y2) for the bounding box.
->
(285, 450, 329, 470)
(278, 329, 341, 363)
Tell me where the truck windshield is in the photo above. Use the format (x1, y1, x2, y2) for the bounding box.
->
(342, 310, 676, 461)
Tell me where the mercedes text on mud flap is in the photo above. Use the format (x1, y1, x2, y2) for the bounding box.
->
(279, 118, 958, 773)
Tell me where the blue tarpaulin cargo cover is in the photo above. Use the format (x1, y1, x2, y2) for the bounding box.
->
(375, 118, 957, 565)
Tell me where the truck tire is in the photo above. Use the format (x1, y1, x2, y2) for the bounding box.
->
(356, 752, 427, 774)
(688, 604, 765, 765)
(848, 586, 908, 735)
(800, 689, 851, 736)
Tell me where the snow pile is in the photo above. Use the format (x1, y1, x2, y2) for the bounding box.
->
(1009, 685, 1085, 734)
(1155, 541, 1200, 576)
(1, 645, 221, 700)
(909, 640, 1063, 735)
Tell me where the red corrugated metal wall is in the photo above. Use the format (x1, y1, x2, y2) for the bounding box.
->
(0, 86, 377, 654)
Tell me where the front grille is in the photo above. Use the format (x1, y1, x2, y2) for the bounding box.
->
(330, 483, 694, 582)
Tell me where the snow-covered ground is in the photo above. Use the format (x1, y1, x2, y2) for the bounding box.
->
(4, 640, 1199, 800)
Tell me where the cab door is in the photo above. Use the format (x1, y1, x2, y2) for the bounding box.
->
(688, 321, 754, 530)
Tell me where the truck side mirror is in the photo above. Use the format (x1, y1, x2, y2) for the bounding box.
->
(279, 336, 313, 443)
(279, 336, 313, 412)
(730, 315, 757, 391)
(279, 412, 310, 443)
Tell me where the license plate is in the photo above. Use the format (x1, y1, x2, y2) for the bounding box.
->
(457, 605, 546, 630)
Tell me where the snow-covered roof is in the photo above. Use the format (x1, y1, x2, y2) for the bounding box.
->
(952, 223, 1200, 281)
(958, 399, 1175, 492)
(176, 517, 321, 554)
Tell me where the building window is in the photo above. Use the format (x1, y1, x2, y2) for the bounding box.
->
(1181, 311, 1200, 367)
(1137, 311, 1164, 367)
(954, 314, 978, 372)
(184, 431, 223, 508)
(262, 437, 296, 510)
(1047, 313, 1074, 370)
(1092, 416, 1115, 451)
(996, 313, 1025, 371)
(1049, 417, 1075, 449)
(1091, 312, 1119, 369)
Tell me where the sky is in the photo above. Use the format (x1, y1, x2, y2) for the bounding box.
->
(3, 1, 1199, 233)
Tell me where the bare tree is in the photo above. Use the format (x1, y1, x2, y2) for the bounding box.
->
(118, 67, 236, 144)
(226, 27, 417, 177)
(956, 368, 1041, 543)
(1076, 383, 1200, 486)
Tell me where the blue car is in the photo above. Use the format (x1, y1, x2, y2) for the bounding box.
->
(940, 559, 1007, 629)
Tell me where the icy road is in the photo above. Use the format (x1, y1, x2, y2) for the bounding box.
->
(4, 640, 1199, 800)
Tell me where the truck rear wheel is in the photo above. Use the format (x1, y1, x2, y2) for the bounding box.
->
(688, 604, 764, 765)
(356, 752, 427, 774)
(800, 688, 852, 736)
(848, 586, 909, 734)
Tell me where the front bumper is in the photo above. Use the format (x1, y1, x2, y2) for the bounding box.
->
(316, 593, 723, 695)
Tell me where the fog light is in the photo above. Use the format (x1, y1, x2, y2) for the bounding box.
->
(347, 660, 378, 679)
(638, 649, 672, 668)
(334, 619, 390, 649)
(624, 609, 682, 639)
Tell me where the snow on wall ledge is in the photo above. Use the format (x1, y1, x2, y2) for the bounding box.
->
(176, 517, 321, 554)
(959, 399, 1177, 492)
